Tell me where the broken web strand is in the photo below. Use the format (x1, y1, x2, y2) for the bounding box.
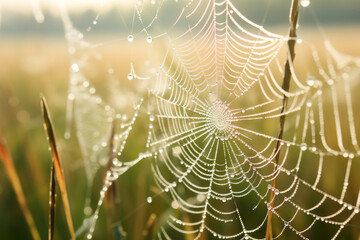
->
(58, 0, 179, 229)
(59, 2, 147, 222)
(59, 1, 90, 141)
(307, 4, 360, 157)
(59, 2, 104, 218)
(85, 98, 153, 240)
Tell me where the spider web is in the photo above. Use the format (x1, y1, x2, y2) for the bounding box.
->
(57, 0, 360, 239)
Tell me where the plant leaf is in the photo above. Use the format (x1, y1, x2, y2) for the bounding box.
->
(41, 95, 76, 240)
(49, 161, 56, 240)
(0, 134, 41, 240)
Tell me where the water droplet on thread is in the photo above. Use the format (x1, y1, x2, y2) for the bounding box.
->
(128, 73, 134, 80)
(306, 78, 315, 87)
(146, 36, 153, 43)
(172, 146, 182, 157)
(300, 143, 307, 151)
(301, 0, 310, 7)
(128, 35, 134, 42)
(71, 63, 79, 73)
(147, 197, 152, 203)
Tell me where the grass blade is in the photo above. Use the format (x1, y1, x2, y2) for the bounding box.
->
(142, 214, 156, 240)
(0, 134, 41, 240)
(265, 1, 300, 239)
(49, 161, 56, 240)
(41, 95, 76, 240)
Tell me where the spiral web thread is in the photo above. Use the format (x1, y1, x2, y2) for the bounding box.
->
(58, 0, 360, 239)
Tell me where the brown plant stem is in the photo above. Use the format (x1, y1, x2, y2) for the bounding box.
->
(0, 135, 41, 240)
(104, 120, 119, 237)
(41, 95, 76, 240)
(265, 1, 300, 239)
(49, 161, 56, 240)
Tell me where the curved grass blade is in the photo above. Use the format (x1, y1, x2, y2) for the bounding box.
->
(0, 135, 41, 240)
(265, 1, 300, 239)
(41, 95, 76, 240)
(49, 161, 56, 240)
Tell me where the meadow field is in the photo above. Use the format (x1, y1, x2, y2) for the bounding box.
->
(1, 25, 360, 240)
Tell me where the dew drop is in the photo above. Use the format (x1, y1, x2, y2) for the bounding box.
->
(147, 196, 152, 203)
(301, 0, 310, 7)
(275, 189, 280, 195)
(89, 88, 96, 94)
(127, 73, 134, 80)
(128, 35, 134, 42)
(64, 132, 71, 140)
(172, 146, 182, 157)
(68, 93, 75, 101)
(112, 158, 119, 166)
(146, 36, 153, 43)
(300, 143, 307, 151)
(83, 81, 90, 88)
(84, 206, 93, 216)
(342, 73, 349, 79)
(171, 201, 179, 209)
(306, 78, 315, 87)
(71, 63, 79, 73)
(149, 115, 155, 122)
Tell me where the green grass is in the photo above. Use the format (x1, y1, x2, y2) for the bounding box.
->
(0, 27, 360, 239)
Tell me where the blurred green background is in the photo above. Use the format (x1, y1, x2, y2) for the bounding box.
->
(0, 0, 360, 239)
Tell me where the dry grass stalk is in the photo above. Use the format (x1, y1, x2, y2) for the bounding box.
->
(142, 213, 157, 240)
(49, 161, 56, 240)
(0, 134, 41, 240)
(41, 95, 76, 240)
(104, 120, 120, 236)
(265, 0, 300, 239)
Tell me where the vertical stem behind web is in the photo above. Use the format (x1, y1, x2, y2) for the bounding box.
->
(265, 0, 300, 239)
